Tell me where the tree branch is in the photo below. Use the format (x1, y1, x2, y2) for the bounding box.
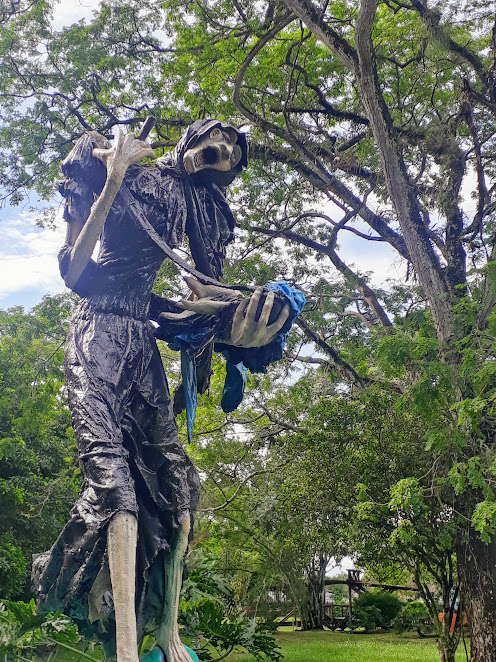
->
(251, 224, 393, 328)
(249, 143, 410, 259)
(295, 317, 372, 386)
(353, 0, 453, 341)
(281, 0, 358, 70)
(201, 462, 290, 513)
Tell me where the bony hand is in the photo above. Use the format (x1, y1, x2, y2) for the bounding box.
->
(158, 278, 290, 348)
(93, 128, 155, 180)
(229, 287, 290, 348)
(159, 277, 244, 322)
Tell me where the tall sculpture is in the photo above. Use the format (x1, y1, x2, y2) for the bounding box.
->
(31, 120, 296, 662)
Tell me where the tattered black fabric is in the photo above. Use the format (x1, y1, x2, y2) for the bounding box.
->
(31, 122, 246, 654)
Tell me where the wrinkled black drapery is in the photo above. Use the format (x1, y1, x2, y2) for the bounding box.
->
(31, 121, 247, 655)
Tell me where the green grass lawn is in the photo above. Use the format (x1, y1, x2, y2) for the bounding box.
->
(224, 628, 469, 662)
(25, 628, 469, 662)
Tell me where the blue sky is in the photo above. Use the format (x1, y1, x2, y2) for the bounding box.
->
(0, 0, 98, 311)
(0, 202, 67, 310)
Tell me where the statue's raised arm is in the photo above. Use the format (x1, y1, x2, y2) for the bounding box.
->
(62, 130, 154, 289)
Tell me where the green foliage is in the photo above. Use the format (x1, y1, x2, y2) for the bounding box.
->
(351, 604, 384, 632)
(394, 600, 433, 635)
(0, 599, 98, 661)
(471, 501, 496, 543)
(0, 295, 79, 599)
(181, 553, 234, 607)
(179, 552, 282, 661)
(0, 534, 27, 600)
(325, 573, 348, 604)
(352, 592, 403, 631)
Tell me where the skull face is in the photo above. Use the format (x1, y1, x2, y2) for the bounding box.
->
(183, 127, 243, 174)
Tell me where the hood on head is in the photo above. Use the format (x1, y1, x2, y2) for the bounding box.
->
(158, 119, 248, 185)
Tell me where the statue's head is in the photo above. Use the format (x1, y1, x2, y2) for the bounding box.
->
(183, 125, 242, 175)
(159, 119, 248, 185)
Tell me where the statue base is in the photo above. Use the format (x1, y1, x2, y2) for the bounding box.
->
(139, 645, 199, 662)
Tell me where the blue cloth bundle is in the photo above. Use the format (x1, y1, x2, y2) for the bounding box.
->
(168, 282, 305, 440)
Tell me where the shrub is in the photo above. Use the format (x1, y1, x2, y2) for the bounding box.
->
(174, 552, 282, 661)
(394, 600, 434, 634)
(352, 591, 403, 631)
(0, 600, 96, 661)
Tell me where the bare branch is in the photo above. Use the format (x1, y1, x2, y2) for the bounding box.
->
(250, 224, 393, 328)
(249, 143, 410, 258)
(295, 317, 372, 386)
(284, 351, 329, 366)
(201, 462, 290, 512)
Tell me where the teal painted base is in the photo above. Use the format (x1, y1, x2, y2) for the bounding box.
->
(139, 648, 165, 662)
(139, 645, 199, 662)
(183, 644, 200, 661)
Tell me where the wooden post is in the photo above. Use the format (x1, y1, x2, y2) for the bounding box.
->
(347, 569, 353, 621)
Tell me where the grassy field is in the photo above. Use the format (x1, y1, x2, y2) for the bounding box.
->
(23, 628, 470, 662)
(223, 628, 469, 662)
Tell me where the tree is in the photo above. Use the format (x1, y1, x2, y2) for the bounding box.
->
(2, 1, 496, 659)
(244, 374, 463, 662)
(0, 295, 79, 599)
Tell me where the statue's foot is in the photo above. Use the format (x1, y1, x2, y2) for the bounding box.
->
(166, 634, 195, 662)
(181, 645, 199, 662)
(165, 635, 198, 662)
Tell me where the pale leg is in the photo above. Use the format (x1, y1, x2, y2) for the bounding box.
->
(108, 512, 140, 662)
(156, 513, 191, 662)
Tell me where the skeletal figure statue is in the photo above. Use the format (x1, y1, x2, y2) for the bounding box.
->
(31, 120, 289, 662)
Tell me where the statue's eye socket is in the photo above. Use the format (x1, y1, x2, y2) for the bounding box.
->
(209, 128, 222, 140)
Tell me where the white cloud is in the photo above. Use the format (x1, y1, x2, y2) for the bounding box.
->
(0, 211, 67, 302)
(52, 0, 101, 30)
(338, 232, 406, 287)
(0, 1, 102, 308)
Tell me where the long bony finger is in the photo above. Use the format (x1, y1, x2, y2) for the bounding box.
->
(258, 290, 275, 328)
(266, 303, 290, 337)
(180, 299, 233, 314)
(230, 298, 250, 345)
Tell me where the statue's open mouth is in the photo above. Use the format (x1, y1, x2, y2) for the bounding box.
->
(199, 146, 220, 165)
(185, 134, 242, 173)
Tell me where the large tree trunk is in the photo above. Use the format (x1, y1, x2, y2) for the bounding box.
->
(300, 576, 324, 630)
(457, 532, 496, 662)
(296, 556, 327, 630)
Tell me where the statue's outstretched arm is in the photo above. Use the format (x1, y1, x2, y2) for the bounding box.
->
(63, 129, 154, 289)
(160, 277, 290, 348)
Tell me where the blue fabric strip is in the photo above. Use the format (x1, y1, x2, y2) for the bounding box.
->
(180, 349, 197, 442)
